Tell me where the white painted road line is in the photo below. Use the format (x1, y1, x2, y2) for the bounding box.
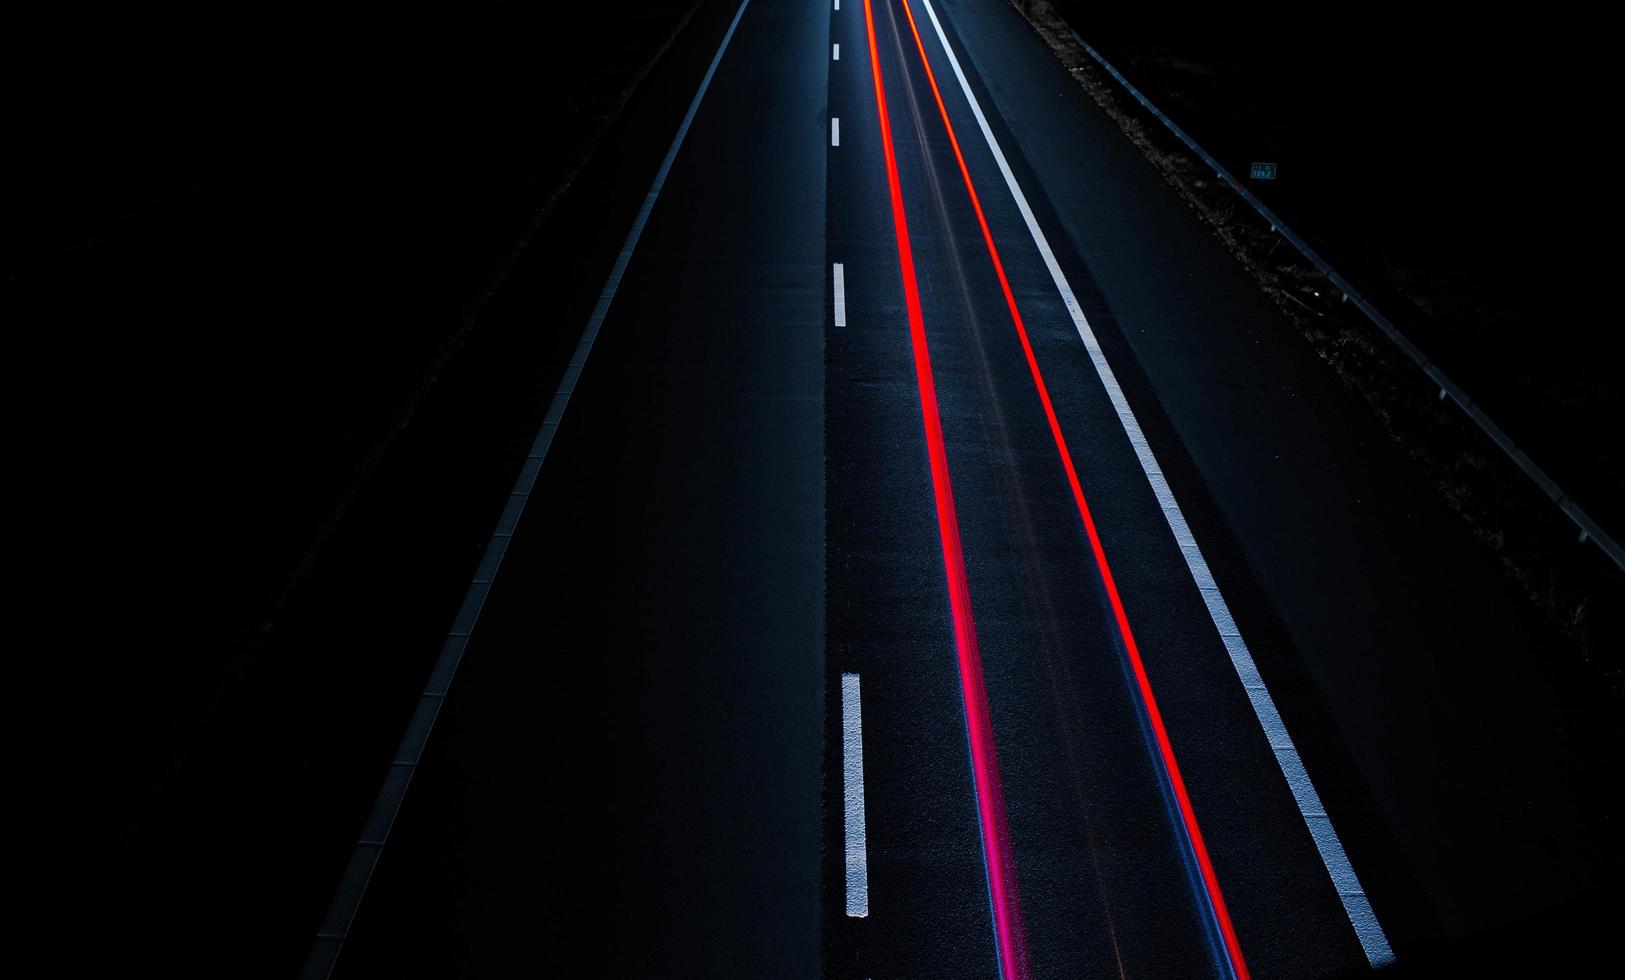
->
(831, 116, 841, 147)
(841, 672, 870, 918)
(833, 263, 847, 327)
(916, 0, 1394, 966)
(833, 43, 841, 61)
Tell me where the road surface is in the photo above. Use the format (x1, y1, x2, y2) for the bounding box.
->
(314, 1, 1621, 976)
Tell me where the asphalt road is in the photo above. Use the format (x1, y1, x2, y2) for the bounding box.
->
(320, 1, 1622, 977)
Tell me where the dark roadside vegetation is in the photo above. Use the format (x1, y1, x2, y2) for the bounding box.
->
(1012, 1, 1624, 691)
(11, 0, 709, 973)
(1007, 1, 1624, 973)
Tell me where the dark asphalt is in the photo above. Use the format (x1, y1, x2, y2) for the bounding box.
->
(332, 0, 826, 975)
(326, 0, 1622, 977)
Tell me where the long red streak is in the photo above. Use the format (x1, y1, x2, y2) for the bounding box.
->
(861, 2, 1030, 977)
(895, 1, 1251, 976)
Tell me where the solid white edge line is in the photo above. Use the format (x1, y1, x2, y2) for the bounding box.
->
(832, 116, 841, 146)
(915, 0, 1394, 966)
(298, 2, 758, 977)
(833, 262, 847, 327)
(842, 672, 870, 918)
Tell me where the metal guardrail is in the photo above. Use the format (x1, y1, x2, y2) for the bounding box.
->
(1061, 27, 1624, 573)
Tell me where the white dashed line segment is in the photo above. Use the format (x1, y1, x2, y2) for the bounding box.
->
(842, 672, 870, 918)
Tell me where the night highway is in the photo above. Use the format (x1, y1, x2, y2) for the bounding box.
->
(23, 0, 1622, 977)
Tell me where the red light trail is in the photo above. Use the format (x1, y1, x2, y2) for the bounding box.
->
(893, 0, 1251, 975)
(860, 1, 1030, 976)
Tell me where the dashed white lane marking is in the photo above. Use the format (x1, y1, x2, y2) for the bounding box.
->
(842, 673, 870, 917)
(833, 263, 848, 327)
(915, 0, 1394, 966)
(834, 42, 841, 61)
(832, 116, 841, 146)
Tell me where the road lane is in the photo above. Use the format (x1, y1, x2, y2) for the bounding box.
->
(824, 1, 1003, 974)
(899, 0, 1259, 970)
(828, 0, 1381, 976)
(904, 0, 1387, 966)
(331, 0, 827, 975)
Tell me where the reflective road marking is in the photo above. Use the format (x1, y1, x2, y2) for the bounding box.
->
(842, 673, 870, 918)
